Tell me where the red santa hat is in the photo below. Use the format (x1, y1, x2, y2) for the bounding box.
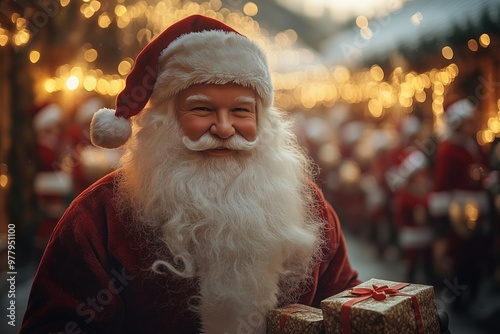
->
(443, 97, 476, 130)
(32, 103, 63, 133)
(90, 14, 273, 149)
(389, 146, 428, 190)
(396, 146, 428, 177)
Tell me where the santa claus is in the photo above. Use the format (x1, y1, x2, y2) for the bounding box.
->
(429, 96, 491, 311)
(21, 15, 359, 333)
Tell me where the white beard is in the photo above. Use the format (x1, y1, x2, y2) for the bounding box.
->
(115, 100, 323, 334)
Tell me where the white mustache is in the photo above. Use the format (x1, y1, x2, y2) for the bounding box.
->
(182, 133, 258, 152)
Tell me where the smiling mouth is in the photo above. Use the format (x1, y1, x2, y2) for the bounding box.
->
(204, 147, 234, 156)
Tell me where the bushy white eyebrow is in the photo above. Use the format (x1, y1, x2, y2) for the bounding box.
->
(233, 96, 257, 105)
(184, 94, 256, 105)
(185, 94, 211, 103)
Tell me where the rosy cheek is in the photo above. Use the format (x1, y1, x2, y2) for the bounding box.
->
(239, 122, 258, 141)
(181, 118, 212, 140)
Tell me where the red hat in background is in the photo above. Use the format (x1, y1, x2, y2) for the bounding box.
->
(90, 14, 274, 149)
(32, 102, 63, 133)
(396, 146, 428, 177)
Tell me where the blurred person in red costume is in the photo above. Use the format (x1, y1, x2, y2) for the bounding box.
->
(429, 97, 492, 312)
(64, 96, 122, 194)
(31, 102, 73, 253)
(21, 15, 361, 334)
(392, 147, 435, 284)
(32, 102, 65, 172)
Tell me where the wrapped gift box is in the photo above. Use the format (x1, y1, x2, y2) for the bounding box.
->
(320, 278, 440, 334)
(267, 303, 325, 334)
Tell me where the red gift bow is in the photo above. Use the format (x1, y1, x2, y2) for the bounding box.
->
(340, 283, 424, 334)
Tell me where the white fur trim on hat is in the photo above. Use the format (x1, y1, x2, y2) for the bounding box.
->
(445, 99, 475, 128)
(398, 226, 434, 248)
(90, 108, 132, 149)
(428, 191, 452, 217)
(428, 190, 489, 217)
(34, 171, 73, 195)
(33, 103, 63, 133)
(151, 30, 274, 109)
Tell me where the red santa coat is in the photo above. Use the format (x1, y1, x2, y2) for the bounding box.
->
(393, 190, 433, 250)
(429, 137, 490, 269)
(434, 139, 487, 190)
(429, 137, 490, 222)
(21, 171, 360, 334)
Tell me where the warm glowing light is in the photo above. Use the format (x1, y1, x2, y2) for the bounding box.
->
(96, 78, 110, 94)
(368, 99, 383, 117)
(479, 33, 490, 47)
(115, 5, 127, 17)
(432, 101, 444, 115)
(465, 201, 479, 223)
(0, 28, 8, 46)
(0, 35, 7, 46)
(339, 160, 361, 184)
(98, 13, 112, 28)
(333, 66, 350, 83)
(84, 48, 98, 62)
(243, 2, 258, 16)
(0, 174, 8, 188)
(90, 1, 101, 12)
(488, 117, 500, 133)
(482, 129, 494, 143)
(441, 46, 453, 60)
(5, 0, 468, 121)
(66, 75, 80, 90)
(318, 143, 340, 167)
(29, 50, 40, 63)
(10, 13, 20, 24)
(118, 59, 133, 75)
(83, 76, 97, 91)
(433, 82, 445, 95)
(468, 39, 478, 51)
(370, 65, 384, 81)
(415, 90, 426, 103)
(70, 66, 83, 77)
(355, 16, 368, 28)
(446, 63, 459, 77)
(81, 4, 96, 18)
(410, 12, 423, 25)
(15, 17, 26, 29)
(14, 29, 30, 45)
(45, 78, 57, 92)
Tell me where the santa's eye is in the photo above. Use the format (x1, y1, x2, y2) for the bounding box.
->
(232, 107, 251, 112)
(191, 106, 212, 111)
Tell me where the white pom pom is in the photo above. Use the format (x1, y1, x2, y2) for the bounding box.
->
(90, 108, 132, 149)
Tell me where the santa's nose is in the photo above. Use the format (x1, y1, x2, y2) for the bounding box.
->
(210, 111, 235, 139)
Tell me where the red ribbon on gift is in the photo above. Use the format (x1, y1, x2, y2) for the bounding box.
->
(278, 304, 321, 332)
(279, 305, 305, 331)
(340, 283, 424, 334)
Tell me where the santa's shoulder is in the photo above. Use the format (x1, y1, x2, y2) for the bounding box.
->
(50, 171, 119, 242)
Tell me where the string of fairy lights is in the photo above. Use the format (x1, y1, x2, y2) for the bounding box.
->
(1, 0, 500, 146)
